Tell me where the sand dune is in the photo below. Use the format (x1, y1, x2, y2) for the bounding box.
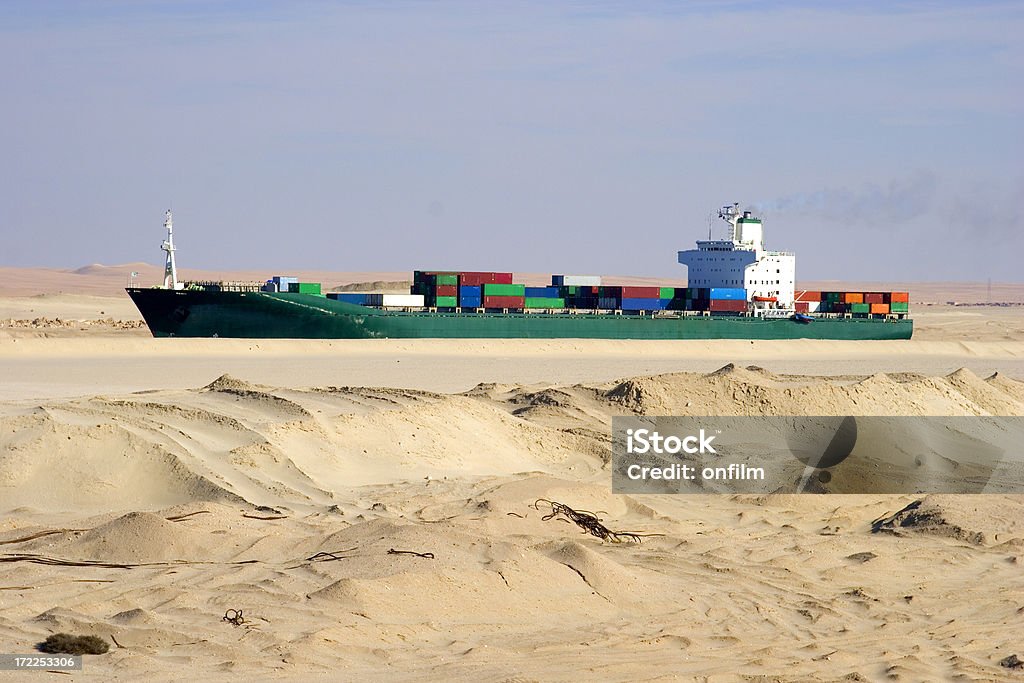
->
(2, 367, 1023, 681)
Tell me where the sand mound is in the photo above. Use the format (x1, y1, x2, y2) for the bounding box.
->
(601, 363, 1024, 416)
(67, 511, 214, 562)
(202, 373, 258, 393)
(872, 495, 1024, 546)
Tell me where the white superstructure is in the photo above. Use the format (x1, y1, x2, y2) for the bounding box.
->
(677, 203, 795, 305)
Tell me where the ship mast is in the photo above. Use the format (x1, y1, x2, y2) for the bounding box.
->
(718, 202, 741, 241)
(161, 209, 181, 290)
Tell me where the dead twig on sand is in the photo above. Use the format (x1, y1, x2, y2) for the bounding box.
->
(165, 511, 212, 522)
(306, 548, 358, 562)
(222, 609, 245, 626)
(530, 499, 661, 544)
(241, 513, 289, 520)
(0, 529, 87, 545)
(387, 548, 434, 559)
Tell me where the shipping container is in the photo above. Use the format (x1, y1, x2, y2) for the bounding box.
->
(806, 301, 821, 313)
(524, 286, 560, 297)
(365, 294, 425, 307)
(621, 297, 669, 310)
(598, 297, 620, 309)
(795, 302, 809, 313)
(667, 298, 688, 310)
(414, 271, 457, 284)
(709, 287, 746, 301)
(687, 299, 710, 311)
(851, 303, 870, 314)
(842, 292, 864, 304)
(795, 290, 822, 302)
(870, 303, 889, 314)
(483, 295, 525, 308)
(659, 287, 676, 299)
(482, 283, 526, 296)
(458, 272, 514, 286)
(459, 285, 481, 297)
(567, 297, 598, 308)
(435, 284, 457, 296)
(686, 287, 710, 300)
(864, 292, 884, 304)
(524, 297, 565, 308)
(552, 275, 602, 287)
(709, 299, 747, 312)
(890, 301, 909, 313)
(459, 296, 482, 308)
(433, 296, 458, 307)
(327, 293, 370, 305)
(621, 286, 661, 298)
(288, 282, 322, 295)
(888, 291, 910, 303)
(598, 286, 622, 297)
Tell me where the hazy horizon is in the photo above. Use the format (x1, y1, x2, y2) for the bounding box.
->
(2, 1, 1021, 281)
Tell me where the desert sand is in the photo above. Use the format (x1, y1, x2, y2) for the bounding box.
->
(1, 270, 1023, 681)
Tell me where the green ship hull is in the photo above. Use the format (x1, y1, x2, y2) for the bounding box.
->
(126, 288, 913, 340)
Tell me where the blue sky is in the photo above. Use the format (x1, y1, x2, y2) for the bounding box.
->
(1, 1, 1021, 280)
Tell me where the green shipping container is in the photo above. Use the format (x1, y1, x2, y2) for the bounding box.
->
(525, 297, 565, 308)
(289, 282, 322, 295)
(659, 287, 675, 299)
(890, 302, 909, 313)
(851, 303, 870, 313)
(434, 296, 457, 307)
(434, 274, 458, 286)
(483, 283, 526, 296)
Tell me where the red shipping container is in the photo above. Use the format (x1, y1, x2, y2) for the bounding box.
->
(795, 290, 822, 302)
(458, 272, 514, 286)
(795, 302, 809, 312)
(620, 286, 661, 298)
(888, 291, 910, 303)
(435, 285, 457, 296)
(709, 299, 747, 312)
(483, 295, 525, 308)
(864, 292, 884, 304)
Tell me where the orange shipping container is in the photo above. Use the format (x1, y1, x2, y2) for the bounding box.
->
(795, 290, 821, 302)
(842, 292, 864, 304)
(889, 291, 909, 303)
(870, 303, 889, 314)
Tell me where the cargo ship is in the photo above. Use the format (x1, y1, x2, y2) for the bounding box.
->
(126, 206, 912, 340)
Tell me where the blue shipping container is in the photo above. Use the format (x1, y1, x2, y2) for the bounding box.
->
(459, 297, 482, 308)
(525, 286, 560, 297)
(709, 288, 746, 301)
(621, 297, 669, 310)
(327, 293, 370, 305)
(460, 285, 481, 297)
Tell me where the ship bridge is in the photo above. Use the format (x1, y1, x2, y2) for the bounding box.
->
(677, 203, 796, 305)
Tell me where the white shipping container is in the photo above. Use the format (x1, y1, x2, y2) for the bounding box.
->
(553, 274, 602, 286)
(366, 294, 425, 307)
